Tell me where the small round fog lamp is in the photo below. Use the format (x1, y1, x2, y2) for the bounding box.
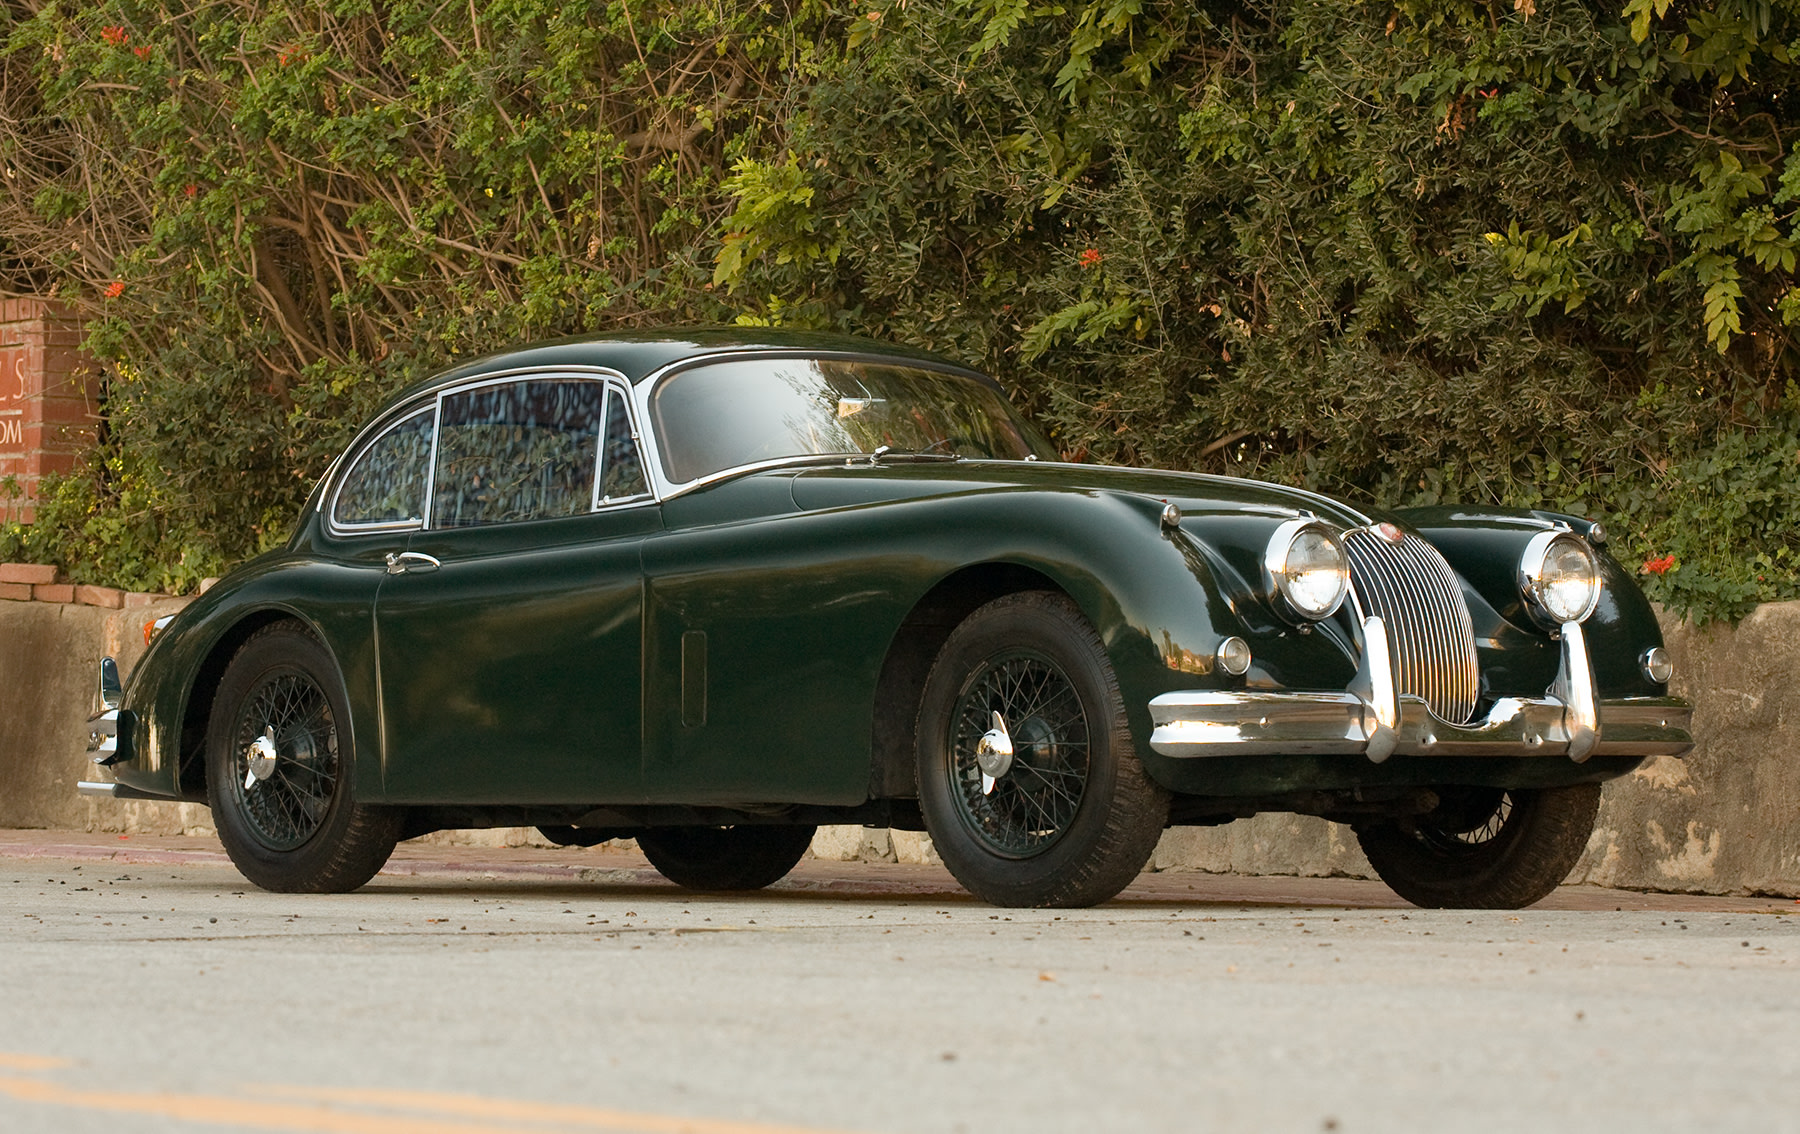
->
(1216, 637, 1252, 676)
(1641, 647, 1674, 685)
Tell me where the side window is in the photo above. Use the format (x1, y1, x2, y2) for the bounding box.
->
(431, 380, 605, 528)
(598, 390, 649, 504)
(333, 408, 434, 529)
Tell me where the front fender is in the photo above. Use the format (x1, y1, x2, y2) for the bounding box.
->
(114, 554, 387, 802)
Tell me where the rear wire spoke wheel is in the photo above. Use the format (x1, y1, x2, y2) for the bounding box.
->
(205, 623, 401, 893)
(1355, 783, 1601, 909)
(637, 825, 818, 891)
(916, 592, 1169, 908)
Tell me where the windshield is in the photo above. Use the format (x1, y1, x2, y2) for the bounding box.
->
(651, 357, 1055, 484)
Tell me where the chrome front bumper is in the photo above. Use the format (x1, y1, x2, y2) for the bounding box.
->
(1148, 617, 1693, 763)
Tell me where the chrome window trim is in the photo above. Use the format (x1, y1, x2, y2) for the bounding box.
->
(631, 349, 1011, 501)
(591, 384, 654, 511)
(324, 365, 648, 538)
(326, 405, 438, 536)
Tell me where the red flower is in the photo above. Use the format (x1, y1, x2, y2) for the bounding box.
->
(184, 183, 198, 197)
(1078, 248, 1103, 269)
(132, 45, 151, 59)
(103, 281, 125, 299)
(1643, 554, 1676, 576)
(100, 26, 128, 46)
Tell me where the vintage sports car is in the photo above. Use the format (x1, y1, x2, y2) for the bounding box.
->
(80, 330, 1693, 908)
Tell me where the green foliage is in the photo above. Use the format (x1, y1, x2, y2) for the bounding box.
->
(714, 0, 1800, 622)
(0, 0, 822, 584)
(3, 0, 1800, 625)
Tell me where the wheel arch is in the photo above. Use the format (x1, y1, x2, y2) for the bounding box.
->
(175, 607, 333, 799)
(867, 561, 1068, 799)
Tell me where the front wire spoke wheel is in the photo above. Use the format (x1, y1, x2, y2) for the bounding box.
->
(916, 592, 1170, 909)
(230, 672, 339, 852)
(949, 653, 1091, 857)
(1356, 783, 1602, 910)
(206, 623, 401, 893)
(1448, 793, 1513, 846)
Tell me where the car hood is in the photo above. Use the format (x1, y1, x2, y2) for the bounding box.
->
(788, 460, 1373, 529)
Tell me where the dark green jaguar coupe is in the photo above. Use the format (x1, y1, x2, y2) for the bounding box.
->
(80, 330, 1692, 908)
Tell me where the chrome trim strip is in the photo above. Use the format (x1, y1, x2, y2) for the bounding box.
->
(77, 779, 179, 802)
(324, 365, 646, 538)
(590, 386, 614, 514)
(325, 405, 436, 536)
(1148, 688, 1693, 761)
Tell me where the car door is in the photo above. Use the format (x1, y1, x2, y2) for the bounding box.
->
(373, 374, 660, 804)
(315, 403, 439, 791)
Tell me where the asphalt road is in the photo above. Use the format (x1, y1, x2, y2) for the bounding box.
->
(0, 833, 1796, 1134)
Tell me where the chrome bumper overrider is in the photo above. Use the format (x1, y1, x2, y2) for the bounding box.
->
(1148, 617, 1693, 763)
(84, 656, 131, 767)
(85, 708, 131, 765)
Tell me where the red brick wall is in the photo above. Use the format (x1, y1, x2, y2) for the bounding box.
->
(0, 299, 96, 524)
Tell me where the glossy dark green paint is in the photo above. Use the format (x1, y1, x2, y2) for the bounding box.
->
(376, 505, 662, 804)
(106, 333, 1676, 815)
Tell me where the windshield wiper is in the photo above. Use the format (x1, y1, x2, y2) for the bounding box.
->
(867, 444, 962, 464)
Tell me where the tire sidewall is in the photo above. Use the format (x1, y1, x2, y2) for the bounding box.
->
(205, 626, 368, 891)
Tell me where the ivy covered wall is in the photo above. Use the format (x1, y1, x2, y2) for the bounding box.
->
(1, 0, 1797, 621)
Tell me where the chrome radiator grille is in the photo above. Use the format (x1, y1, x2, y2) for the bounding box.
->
(1342, 528, 1481, 725)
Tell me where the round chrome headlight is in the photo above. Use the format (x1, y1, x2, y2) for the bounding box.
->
(1519, 531, 1601, 626)
(1264, 519, 1349, 621)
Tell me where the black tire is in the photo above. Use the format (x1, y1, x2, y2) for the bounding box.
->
(204, 623, 402, 893)
(1355, 783, 1601, 909)
(914, 591, 1170, 908)
(637, 825, 817, 891)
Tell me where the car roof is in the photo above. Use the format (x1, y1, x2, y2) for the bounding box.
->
(408, 327, 984, 398)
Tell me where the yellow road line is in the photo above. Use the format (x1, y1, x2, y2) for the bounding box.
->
(0, 1075, 614, 1134)
(0, 1071, 863, 1134)
(263, 1086, 856, 1134)
(0, 1053, 73, 1071)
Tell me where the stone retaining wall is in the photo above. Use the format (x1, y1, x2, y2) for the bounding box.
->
(5, 580, 1795, 896)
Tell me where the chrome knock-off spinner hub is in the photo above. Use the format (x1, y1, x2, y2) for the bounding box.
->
(975, 711, 1015, 796)
(244, 727, 279, 790)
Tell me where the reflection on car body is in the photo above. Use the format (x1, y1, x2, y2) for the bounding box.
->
(80, 329, 1693, 908)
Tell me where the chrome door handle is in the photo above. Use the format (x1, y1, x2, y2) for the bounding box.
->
(385, 552, 441, 575)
